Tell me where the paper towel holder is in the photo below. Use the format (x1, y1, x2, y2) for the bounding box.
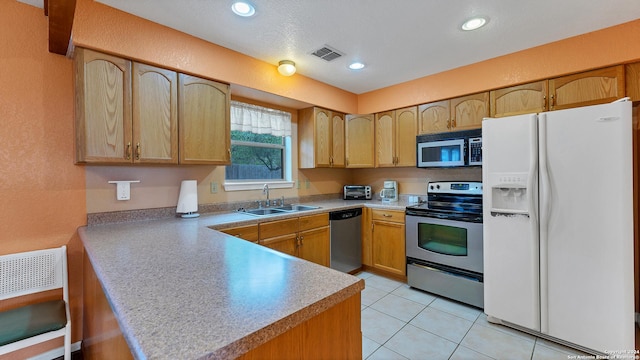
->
(177, 180, 200, 218)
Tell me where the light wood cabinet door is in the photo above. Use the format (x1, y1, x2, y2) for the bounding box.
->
(219, 224, 259, 243)
(75, 48, 132, 164)
(331, 112, 346, 167)
(298, 107, 345, 168)
(549, 65, 625, 110)
(372, 220, 406, 276)
(261, 233, 298, 257)
(418, 100, 450, 134)
(178, 74, 230, 164)
(375, 111, 395, 167)
(345, 114, 375, 168)
(395, 106, 418, 167)
(490, 81, 548, 118)
(450, 92, 489, 130)
(132, 63, 178, 164)
(625, 62, 640, 102)
(298, 226, 330, 267)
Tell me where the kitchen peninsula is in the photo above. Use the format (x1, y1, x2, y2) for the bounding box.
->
(79, 209, 365, 359)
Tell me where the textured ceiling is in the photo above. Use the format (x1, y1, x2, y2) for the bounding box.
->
(20, 0, 640, 94)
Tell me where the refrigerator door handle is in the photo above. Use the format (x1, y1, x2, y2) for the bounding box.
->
(538, 113, 550, 334)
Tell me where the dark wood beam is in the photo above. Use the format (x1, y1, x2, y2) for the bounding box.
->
(47, 0, 76, 56)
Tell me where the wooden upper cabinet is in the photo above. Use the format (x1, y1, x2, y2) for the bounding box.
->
(132, 63, 178, 164)
(549, 65, 625, 110)
(450, 92, 489, 130)
(625, 62, 640, 102)
(345, 114, 375, 168)
(490, 81, 548, 118)
(298, 107, 345, 168)
(75, 48, 132, 164)
(178, 74, 231, 165)
(375, 106, 417, 167)
(418, 100, 450, 134)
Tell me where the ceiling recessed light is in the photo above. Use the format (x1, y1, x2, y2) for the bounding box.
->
(461, 17, 487, 31)
(231, 2, 255, 17)
(349, 62, 365, 70)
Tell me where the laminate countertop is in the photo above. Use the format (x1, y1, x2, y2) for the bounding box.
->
(79, 199, 408, 359)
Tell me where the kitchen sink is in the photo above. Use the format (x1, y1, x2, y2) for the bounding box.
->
(241, 208, 288, 216)
(274, 204, 321, 212)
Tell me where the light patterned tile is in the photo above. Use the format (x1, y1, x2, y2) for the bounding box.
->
(460, 323, 535, 360)
(429, 297, 482, 322)
(534, 338, 592, 358)
(361, 285, 389, 306)
(367, 346, 409, 360)
(385, 324, 457, 360)
(410, 307, 474, 343)
(356, 271, 375, 280)
(391, 284, 437, 306)
(365, 274, 404, 292)
(362, 335, 381, 359)
(361, 307, 406, 344)
(370, 294, 426, 322)
(450, 345, 496, 360)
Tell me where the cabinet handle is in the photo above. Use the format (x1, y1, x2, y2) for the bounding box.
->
(550, 94, 555, 109)
(446, 120, 451, 129)
(300, 236, 304, 245)
(452, 118, 456, 128)
(126, 142, 131, 160)
(227, 148, 231, 160)
(136, 143, 141, 160)
(383, 213, 392, 218)
(543, 95, 547, 110)
(346, 158, 349, 166)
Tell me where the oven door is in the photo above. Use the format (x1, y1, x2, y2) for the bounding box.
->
(405, 214, 483, 274)
(417, 139, 465, 167)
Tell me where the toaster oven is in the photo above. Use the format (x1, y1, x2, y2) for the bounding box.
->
(343, 185, 372, 200)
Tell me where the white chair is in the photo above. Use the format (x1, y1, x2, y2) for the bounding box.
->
(0, 246, 71, 359)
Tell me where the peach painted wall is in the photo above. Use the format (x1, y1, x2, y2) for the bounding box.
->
(0, 2, 86, 359)
(359, 19, 640, 114)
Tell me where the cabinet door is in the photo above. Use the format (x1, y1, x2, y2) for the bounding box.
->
(331, 112, 346, 167)
(132, 63, 178, 164)
(345, 114, 375, 168)
(549, 65, 625, 110)
(75, 48, 132, 164)
(372, 220, 406, 276)
(450, 92, 489, 130)
(314, 108, 332, 167)
(375, 111, 395, 167)
(298, 226, 330, 267)
(490, 81, 548, 118)
(361, 208, 373, 266)
(261, 233, 298, 257)
(394, 106, 418, 167)
(626, 62, 640, 102)
(418, 100, 450, 134)
(178, 74, 230, 164)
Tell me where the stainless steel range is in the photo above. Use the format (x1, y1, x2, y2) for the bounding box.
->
(405, 181, 484, 308)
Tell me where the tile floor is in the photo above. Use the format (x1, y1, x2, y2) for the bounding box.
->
(357, 271, 591, 360)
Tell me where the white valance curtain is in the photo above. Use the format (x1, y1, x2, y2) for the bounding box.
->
(230, 101, 292, 137)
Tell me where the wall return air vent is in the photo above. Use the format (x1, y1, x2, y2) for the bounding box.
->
(311, 45, 344, 62)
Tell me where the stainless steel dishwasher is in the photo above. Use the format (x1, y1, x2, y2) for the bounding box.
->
(329, 208, 362, 273)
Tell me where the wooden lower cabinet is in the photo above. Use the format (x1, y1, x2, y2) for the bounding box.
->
(259, 213, 330, 267)
(370, 209, 406, 277)
(218, 224, 259, 243)
(238, 293, 362, 360)
(83, 253, 134, 360)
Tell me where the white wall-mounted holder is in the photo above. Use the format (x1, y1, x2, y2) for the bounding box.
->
(108, 180, 140, 201)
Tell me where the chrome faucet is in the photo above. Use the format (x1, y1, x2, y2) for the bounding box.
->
(263, 184, 270, 207)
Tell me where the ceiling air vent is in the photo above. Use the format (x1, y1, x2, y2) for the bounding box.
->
(311, 45, 344, 62)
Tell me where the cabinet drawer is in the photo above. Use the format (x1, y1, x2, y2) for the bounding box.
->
(219, 224, 259, 242)
(259, 218, 298, 239)
(371, 209, 405, 223)
(299, 213, 329, 232)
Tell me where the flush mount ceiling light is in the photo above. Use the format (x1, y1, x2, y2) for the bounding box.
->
(277, 60, 296, 76)
(231, 1, 255, 17)
(461, 16, 488, 31)
(348, 62, 365, 70)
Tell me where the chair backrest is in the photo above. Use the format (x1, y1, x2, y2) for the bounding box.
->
(0, 246, 68, 302)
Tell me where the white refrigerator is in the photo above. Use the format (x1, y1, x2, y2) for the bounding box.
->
(482, 100, 634, 353)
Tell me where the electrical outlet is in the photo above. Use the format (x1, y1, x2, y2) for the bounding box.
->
(305, 179, 310, 189)
(210, 182, 218, 194)
(296, 179, 300, 189)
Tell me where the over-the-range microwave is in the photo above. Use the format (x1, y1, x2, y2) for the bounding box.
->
(416, 128, 482, 168)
